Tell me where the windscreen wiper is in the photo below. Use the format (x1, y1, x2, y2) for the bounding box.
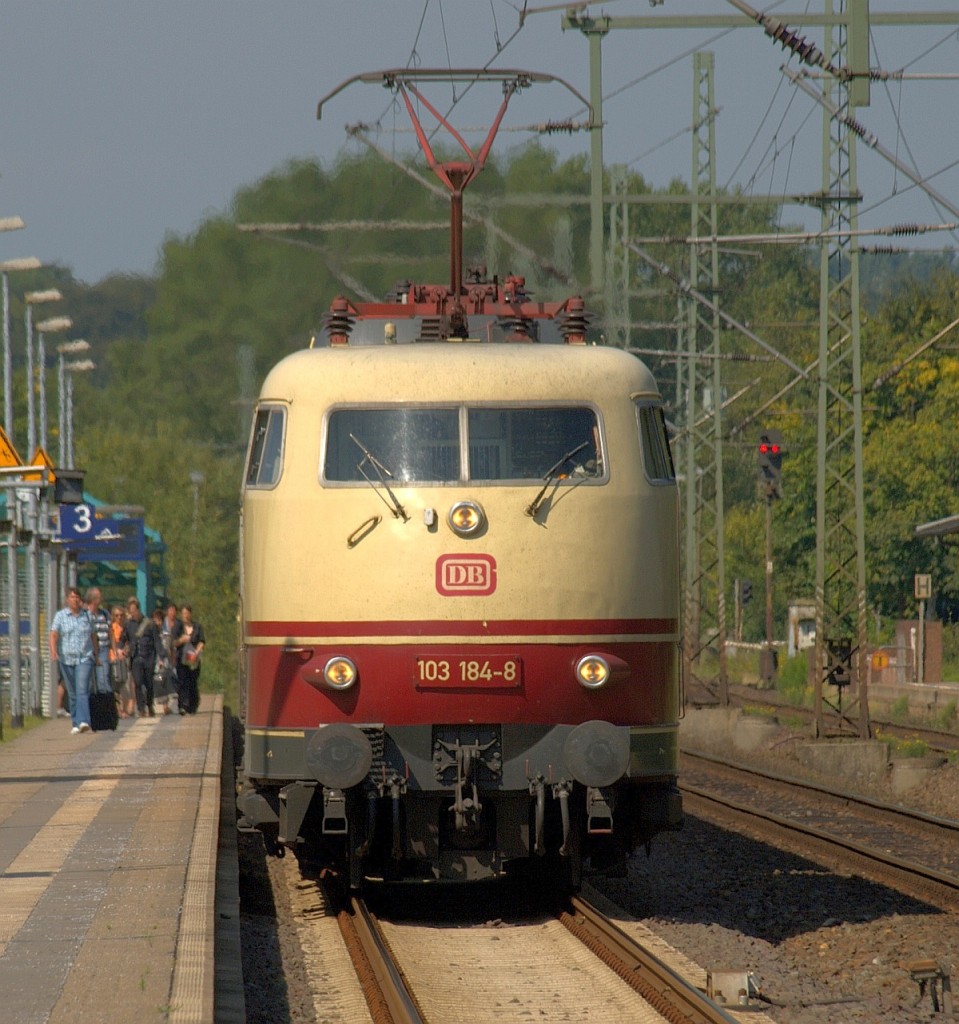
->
(524, 440, 590, 518)
(350, 433, 409, 521)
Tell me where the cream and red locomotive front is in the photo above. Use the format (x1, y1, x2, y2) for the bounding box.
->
(236, 70, 682, 887)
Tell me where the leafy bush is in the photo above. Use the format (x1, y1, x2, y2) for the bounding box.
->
(776, 651, 811, 706)
(934, 699, 957, 731)
(875, 728, 928, 758)
(889, 695, 911, 723)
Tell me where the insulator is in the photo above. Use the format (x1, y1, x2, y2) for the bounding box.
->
(538, 119, 578, 135)
(763, 17, 824, 69)
(860, 245, 899, 255)
(324, 296, 355, 345)
(498, 315, 534, 341)
(559, 296, 592, 344)
(837, 114, 868, 141)
(890, 223, 922, 236)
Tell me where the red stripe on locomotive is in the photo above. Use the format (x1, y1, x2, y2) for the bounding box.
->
(244, 639, 678, 728)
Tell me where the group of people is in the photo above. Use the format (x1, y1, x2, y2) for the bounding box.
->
(50, 586, 207, 733)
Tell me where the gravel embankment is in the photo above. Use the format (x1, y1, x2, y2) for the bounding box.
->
(593, 721, 959, 1024)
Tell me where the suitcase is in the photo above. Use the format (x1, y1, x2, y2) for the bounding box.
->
(89, 689, 119, 732)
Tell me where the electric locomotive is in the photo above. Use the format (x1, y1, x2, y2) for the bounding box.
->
(237, 70, 683, 888)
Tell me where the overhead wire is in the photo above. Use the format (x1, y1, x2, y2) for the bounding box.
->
(865, 24, 959, 248)
(341, 1, 959, 263)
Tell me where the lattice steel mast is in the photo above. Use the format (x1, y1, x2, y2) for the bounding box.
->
(683, 52, 727, 703)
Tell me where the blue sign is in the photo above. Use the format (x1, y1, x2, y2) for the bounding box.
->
(59, 504, 145, 562)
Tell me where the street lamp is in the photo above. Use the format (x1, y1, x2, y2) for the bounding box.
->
(35, 315, 72, 457)
(56, 340, 90, 466)
(24, 292, 64, 457)
(1, 256, 41, 440)
(0, 217, 27, 729)
(189, 470, 204, 586)
(64, 358, 95, 469)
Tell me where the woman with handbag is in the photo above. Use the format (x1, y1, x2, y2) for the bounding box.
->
(109, 605, 132, 717)
(174, 604, 206, 715)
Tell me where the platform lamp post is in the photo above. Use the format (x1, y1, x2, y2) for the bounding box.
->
(64, 358, 95, 470)
(1, 256, 42, 441)
(0, 221, 27, 734)
(56, 340, 89, 466)
(36, 316, 72, 458)
(24, 293, 64, 458)
(55, 357, 95, 593)
(189, 470, 204, 589)
(26, 321, 71, 720)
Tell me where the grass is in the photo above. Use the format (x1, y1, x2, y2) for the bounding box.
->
(775, 651, 813, 706)
(934, 699, 957, 731)
(0, 710, 47, 744)
(875, 728, 930, 758)
(889, 695, 911, 723)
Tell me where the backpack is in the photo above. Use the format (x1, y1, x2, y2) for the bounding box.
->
(133, 616, 149, 658)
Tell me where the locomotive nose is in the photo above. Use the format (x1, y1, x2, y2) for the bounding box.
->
(563, 720, 630, 788)
(306, 723, 374, 789)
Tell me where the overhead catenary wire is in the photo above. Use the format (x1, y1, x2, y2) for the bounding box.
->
(631, 220, 959, 247)
(782, 65, 959, 222)
(629, 244, 809, 381)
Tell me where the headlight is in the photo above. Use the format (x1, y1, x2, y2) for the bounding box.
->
(575, 654, 610, 689)
(448, 500, 485, 536)
(323, 656, 358, 690)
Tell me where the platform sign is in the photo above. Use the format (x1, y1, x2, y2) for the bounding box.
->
(59, 504, 145, 561)
(0, 426, 22, 468)
(23, 446, 55, 482)
(915, 573, 932, 600)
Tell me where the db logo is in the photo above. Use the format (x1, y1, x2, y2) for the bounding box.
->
(436, 554, 497, 596)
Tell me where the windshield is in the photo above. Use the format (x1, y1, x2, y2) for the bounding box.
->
(324, 406, 603, 484)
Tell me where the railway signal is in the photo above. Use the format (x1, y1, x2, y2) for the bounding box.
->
(757, 429, 783, 499)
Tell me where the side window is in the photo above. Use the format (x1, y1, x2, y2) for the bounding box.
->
(246, 407, 286, 487)
(636, 403, 675, 483)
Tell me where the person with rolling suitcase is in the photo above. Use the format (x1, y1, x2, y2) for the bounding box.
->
(88, 658, 119, 731)
(49, 586, 98, 735)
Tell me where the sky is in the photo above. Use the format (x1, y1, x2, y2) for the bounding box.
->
(2, 1, 959, 285)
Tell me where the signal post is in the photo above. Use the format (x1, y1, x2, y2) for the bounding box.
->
(758, 430, 782, 684)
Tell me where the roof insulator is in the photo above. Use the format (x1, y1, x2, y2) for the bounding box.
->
(560, 296, 590, 345)
(326, 296, 355, 346)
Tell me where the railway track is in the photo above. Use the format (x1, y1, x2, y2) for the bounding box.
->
(309, 874, 750, 1023)
(694, 682, 959, 755)
(681, 751, 959, 911)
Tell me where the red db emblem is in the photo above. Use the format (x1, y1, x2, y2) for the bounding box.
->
(436, 554, 497, 596)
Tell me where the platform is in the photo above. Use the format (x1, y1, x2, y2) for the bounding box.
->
(0, 695, 242, 1024)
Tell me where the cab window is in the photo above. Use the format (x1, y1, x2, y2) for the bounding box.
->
(325, 408, 460, 482)
(246, 407, 286, 487)
(324, 405, 604, 484)
(467, 407, 602, 481)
